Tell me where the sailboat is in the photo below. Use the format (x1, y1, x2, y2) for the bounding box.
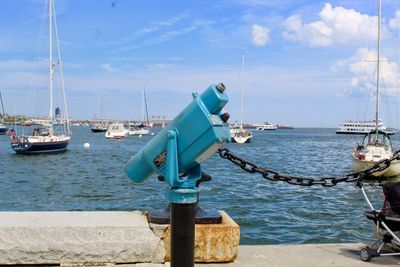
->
(352, 0, 400, 177)
(230, 54, 252, 144)
(0, 90, 8, 135)
(128, 80, 151, 136)
(11, 0, 71, 154)
(91, 90, 108, 132)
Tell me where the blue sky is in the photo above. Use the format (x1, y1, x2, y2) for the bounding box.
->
(1, 0, 400, 127)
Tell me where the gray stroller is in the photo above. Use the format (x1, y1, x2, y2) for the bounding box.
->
(360, 181, 400, 261)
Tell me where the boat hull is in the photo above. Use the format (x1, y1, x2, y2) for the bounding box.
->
(106, 135, 126, 139)
(337, 130, 395, 135)
(11, 138, 69, 154)
(91, 128, 107, 133)
(128, 129, 150, 136)
(231, 136, 251, 144)
(352, 157, 400, 178)
(0, 127, 7, 135)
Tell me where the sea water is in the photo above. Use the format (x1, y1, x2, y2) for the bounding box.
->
(0, 126, 398, 245)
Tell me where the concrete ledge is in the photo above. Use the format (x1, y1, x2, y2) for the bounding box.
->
(0, 211, 165, 265)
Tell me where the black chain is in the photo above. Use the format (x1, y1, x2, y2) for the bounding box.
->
(218, 148, 400, 187)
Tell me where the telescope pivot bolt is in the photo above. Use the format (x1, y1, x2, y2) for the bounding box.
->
(220, 112, 230, 123)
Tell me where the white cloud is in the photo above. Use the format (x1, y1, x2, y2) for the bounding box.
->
(283, 3, 381, 47)
(0, 60, 35, 70)
(335, 48, 400, 96)
(389, 10, 400, 30)
(101, 63, 116, 71)
(252, 24, 270, 46)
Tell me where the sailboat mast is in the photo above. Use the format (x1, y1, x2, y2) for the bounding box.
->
(141, 80, 144, 124)
(0, 90, 5, 119)
(143, 83, 150, 126)
(375, 0, 381, 130)
(52, 0, 70, 135)
(240, 54, 244, 130)
(49, 0, 53, 132)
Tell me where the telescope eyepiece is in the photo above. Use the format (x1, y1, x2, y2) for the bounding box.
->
(216, 83, 225, 93)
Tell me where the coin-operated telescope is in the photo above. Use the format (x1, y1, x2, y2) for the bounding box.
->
(125, 83, 230, 267)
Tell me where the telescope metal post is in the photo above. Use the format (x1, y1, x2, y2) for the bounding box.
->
(171, 202, 196, 267)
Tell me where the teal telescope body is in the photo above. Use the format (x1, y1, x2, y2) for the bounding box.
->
(124, 83, 230, 203)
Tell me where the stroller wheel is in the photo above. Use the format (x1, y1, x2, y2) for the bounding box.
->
(360, 247, 373, 262)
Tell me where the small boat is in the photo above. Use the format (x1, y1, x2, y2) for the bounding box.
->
(352, 130, 400, 177)
(0, 90, 8, 135)
(230, 54, 252, 144)
(91, 89, 108, 132)
(90, 121, 108, 132)
(105, 123, 128, 139)
(351, 0, 399, 177)
(128, 123, 150, 136)
(11, 0, 71, 154)
(0, 124, 7, 135)
(336, 119, 394, 135)
(230, 125, 252, 144)
(11, 127, 70, 154)
(256, 122, 277, 131)
(128, 81, 151, 136)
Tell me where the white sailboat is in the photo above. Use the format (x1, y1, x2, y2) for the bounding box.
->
(91, 90, 108, 132)
(230, 54, 252, 144)
(0, 90, 8, 135)
(11, 0, 71, 154)
(352, 0, 400, 177)
(128, 80, 151, 136)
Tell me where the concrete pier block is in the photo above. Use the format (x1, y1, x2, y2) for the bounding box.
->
(150, 211, 240, 263)
(0, 211, 165, 265)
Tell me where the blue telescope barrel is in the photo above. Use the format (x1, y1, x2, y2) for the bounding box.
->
(124, 83, 230, 184)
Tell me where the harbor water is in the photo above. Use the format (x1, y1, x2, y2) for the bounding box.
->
(0, 127, 398, 245)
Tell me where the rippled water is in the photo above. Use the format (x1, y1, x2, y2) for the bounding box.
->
(1, 127, 399, 245)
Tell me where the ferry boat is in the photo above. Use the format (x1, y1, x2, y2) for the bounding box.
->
(256, 122, 277, 131)
(336, 119, 395, 135)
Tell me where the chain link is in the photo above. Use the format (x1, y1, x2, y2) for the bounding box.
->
(218, 148, 400, 187)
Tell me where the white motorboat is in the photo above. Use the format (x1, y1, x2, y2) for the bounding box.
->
(231, 54, 252, 144)
(128, 123, 150, 136)
(105, 123, 128, 139)
(351, 0, 399, 178)
(256, 122, 277, 131)
(11, 0, 71, 154)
